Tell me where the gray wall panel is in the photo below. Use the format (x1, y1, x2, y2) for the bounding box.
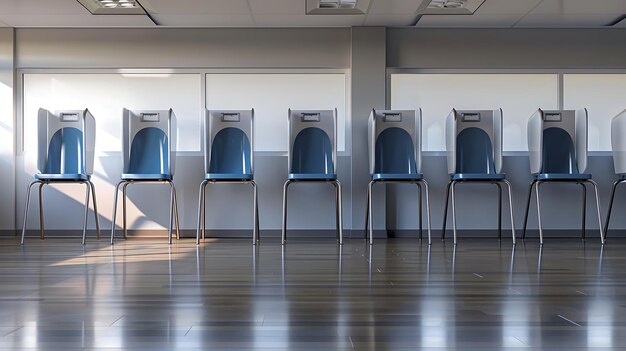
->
(16, 28, 351, 69)
(388, 28, 626, 69)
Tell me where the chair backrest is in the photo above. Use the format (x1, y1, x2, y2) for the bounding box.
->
(368, 109, 421, 175)
(37, 108, 95, 176)
(611, 109, 626, 174)
(288, 109, 337, 176)
(205, 109, 254, 176)
(528, 108, 588, 174)
(446, 109, 503, 175)
(122, 108, 177, 176)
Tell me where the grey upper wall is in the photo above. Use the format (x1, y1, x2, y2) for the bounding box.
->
(15, 27, 626, 70)
(15, 28, 351, 69)
(388, 28, 626, 69)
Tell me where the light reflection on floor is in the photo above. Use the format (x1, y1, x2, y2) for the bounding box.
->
(0, 237, 619, 350)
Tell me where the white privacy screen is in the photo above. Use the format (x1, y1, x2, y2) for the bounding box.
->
(23, 73, 202, 152)
(563, 74, 626, 151)
(390, 74, 559, 151)
(206, 73, 347, 152)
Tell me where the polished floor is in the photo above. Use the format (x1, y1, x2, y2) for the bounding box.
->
(0, 236, 622, 350)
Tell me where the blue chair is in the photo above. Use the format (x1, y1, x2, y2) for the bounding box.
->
(282, 109, 343, 245)
(442, 109, 516, 245)
(364, 109, 432, 245)
(605, 109, 626, 238)
(196, 109, 259, 245)
(21, 109, 100, 245)
(110, 109, 180, 244)
(522, 108, 604, 245)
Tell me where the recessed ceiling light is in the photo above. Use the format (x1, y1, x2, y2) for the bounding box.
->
(318, 0, 357, 9)
(417, 0, 485, 15)
(306, 0, 370, 15)
(76, 0, 146, 15)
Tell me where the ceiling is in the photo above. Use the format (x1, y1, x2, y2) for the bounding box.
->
(0, 0, 624, 28)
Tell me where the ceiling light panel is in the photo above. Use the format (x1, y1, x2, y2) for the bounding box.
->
(77, 0, 147, 14)
(306, 0, 371, 15)
(417, 0, 485, 15)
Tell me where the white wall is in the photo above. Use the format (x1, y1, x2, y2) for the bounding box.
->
(564, 74, 626, 151)
(390, 74, 558, 151)
(0, 28, 14, 231)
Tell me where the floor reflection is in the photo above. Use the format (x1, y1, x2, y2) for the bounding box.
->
(0, 237, 618, 349)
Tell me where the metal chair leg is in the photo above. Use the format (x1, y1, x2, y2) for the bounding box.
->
(252, 180, 259, 245)
(38, 182, 45, 240)
(451, 181, 458, 245)
(368, 180, 374, 246)
(21, 181, 40, 245)
(496, 182, 502, 241)
(502, 179, 516, 245)
(89, 181, 101, 240)
(535, 181, 544, 245)
(442, 181, 452, 241)
(420, 179, 433, 246)
(110, 180, 125, 245)
(364, 182, 370, 239)
(202, 182, 208, 240)
(81, 182, 91, 246)
(586, 179, 605, 244)
(122, 182, 130, 240)
(196, 180, 207, 245)
(580, 182, 586, 240)
(167, 181, 175, 245)
(417, 182, 423, 240)
(173, 185, 181, 240)
(604, 180, 623, 237)
(522, 180, 537, 240)
(336, 180, 344, 246)
(332, 181, 340, 243)
(281, 180, 291, 245)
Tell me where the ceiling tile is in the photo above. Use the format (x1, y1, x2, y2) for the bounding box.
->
(151, 14, 256, 26)
(516, 13, 621, 27)
(368, 0, 424, 15)
(253, 14, 365, 26)
(476, 0, 543, 15)
(416, 14, 524, 27)
(0, 14, 155, 27)
(528, 0, 626, 15)
(140, 0, 251, 15)
(364, 14, 417, 26)
(0, 0, 87, 15)
(248, 0, 305, 15)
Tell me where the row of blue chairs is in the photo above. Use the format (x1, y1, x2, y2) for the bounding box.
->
(21, 107, 626, 246)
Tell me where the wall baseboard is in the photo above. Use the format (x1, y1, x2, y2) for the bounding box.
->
(1, 229, 619, 239)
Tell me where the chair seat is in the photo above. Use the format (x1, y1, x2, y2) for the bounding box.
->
(288, 173, 337, 181)
(35, 173, 89, 181)
(533, 173, 591, 181)
(121, 173, 173, 181)
(451, 173, 506, 181)
(206, 173, 253, 181)
(372, 173, 423, 181)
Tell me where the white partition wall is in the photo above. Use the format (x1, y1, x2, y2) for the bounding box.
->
(206, 73, 348, 152)
(390, 74, 559, 151)
(564, 74, 626, 151)
(23, 74, 202, 153)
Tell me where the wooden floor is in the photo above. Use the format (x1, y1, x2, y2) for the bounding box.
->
(0, 236, 622, 350)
